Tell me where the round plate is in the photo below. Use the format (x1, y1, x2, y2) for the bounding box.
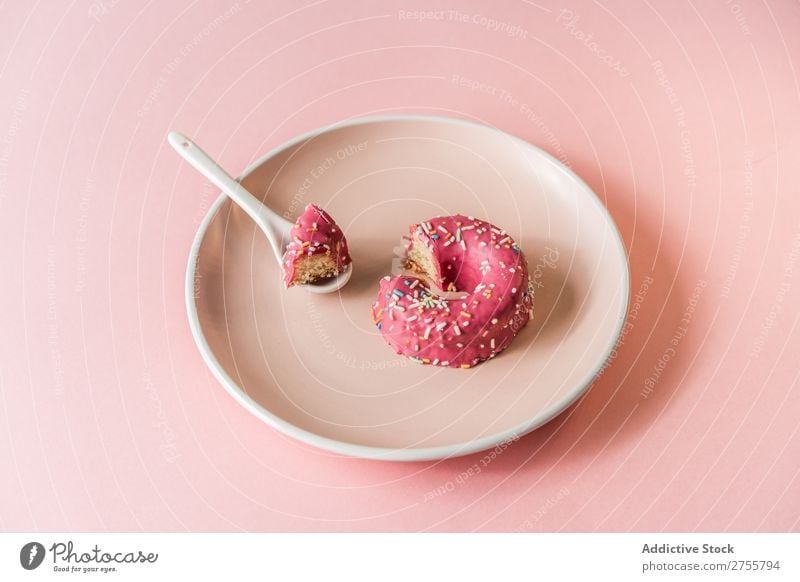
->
(187, 115, 630, 461)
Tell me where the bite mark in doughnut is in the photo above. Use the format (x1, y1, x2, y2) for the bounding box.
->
(371, 215, 533, 368)
(282, 203, 351, 287)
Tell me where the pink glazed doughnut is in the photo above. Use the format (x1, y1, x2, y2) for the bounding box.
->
(370, 215, 533, 368)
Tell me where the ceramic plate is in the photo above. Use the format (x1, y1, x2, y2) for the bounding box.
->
(187, 115, 629, 461)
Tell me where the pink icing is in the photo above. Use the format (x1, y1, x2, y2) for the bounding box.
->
(282, 203, 352, 287)
(370, 215, 533, 368)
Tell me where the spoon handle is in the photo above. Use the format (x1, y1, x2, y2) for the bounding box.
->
(167, 132, 288, 261)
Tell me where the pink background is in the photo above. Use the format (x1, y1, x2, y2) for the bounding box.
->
(1, 0, 799, 532)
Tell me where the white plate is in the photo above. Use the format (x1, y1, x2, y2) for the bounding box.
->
(186, 115, 630, 461)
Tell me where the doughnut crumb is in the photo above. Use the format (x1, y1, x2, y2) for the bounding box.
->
(282, 203, 352, 288)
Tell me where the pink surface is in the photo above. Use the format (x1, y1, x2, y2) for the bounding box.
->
(1, 0, 799, 532)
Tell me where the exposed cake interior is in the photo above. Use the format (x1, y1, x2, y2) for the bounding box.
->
(290, 254, 339, 286)
(407, 234, 440, 286)
(408, 234, 444, 291)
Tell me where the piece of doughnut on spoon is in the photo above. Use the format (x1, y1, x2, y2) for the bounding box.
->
(168, 132, 352, 294)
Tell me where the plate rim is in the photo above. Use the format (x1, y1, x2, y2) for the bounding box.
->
(184, 113, 631, 461)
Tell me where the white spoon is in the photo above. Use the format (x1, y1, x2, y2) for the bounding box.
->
(168, 132, 352, 293)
